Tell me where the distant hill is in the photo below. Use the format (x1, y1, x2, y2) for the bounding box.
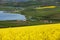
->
(13, 0, 29, 2)
(0, 0, 30, 3)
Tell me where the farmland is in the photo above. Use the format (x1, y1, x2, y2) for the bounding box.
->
(0, 23, 60, 40)
(0, 6, 60, 27)
(0, 1, 60, 40)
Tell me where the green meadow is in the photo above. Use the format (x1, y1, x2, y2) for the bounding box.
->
(0, 6, 60, 27)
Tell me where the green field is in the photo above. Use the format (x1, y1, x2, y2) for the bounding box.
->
(0, 6, 60, 27)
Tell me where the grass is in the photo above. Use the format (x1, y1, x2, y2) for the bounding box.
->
(0, 20, 60, 28)
(0, 23, 60, 40)
(0, 6, 60, 27)
(0, 20, 49, 27)
(21, 6, 60, 17)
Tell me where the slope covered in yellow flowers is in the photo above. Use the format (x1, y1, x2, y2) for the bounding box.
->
(0, 23, 60, 40)
(35, 6, 56, 9)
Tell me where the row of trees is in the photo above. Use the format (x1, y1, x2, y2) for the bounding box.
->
(0, 0, 60, 7)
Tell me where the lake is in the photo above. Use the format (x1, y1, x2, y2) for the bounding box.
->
(0, 11, 26, 21)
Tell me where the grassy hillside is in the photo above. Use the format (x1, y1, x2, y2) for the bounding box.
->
(0, 6, 60, 27)
(0, 23, 60, 40)
(21, 6, 60, 16)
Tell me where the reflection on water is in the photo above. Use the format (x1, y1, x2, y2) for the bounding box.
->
(0, 11, 26, 21)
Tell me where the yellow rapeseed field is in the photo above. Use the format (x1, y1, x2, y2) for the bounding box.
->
(0, 23, 60, 40)
(35, 6, 56, 9)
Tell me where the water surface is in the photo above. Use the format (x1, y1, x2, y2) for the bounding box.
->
(0, 11, 26, 21)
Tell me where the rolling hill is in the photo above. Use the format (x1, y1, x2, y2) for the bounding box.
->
(0, 23, 60, 40)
